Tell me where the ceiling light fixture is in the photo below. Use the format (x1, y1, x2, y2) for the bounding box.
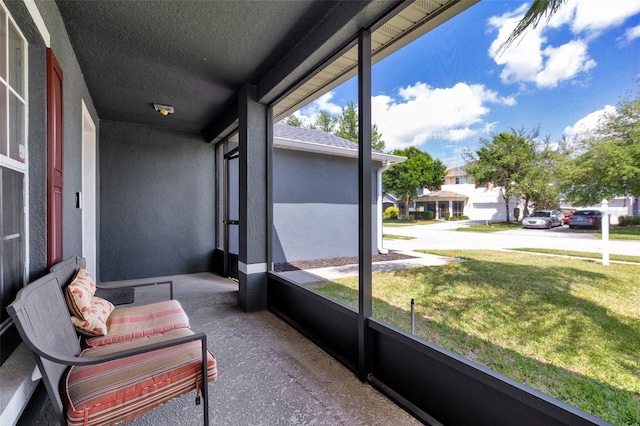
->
(153, 103, 174, 116)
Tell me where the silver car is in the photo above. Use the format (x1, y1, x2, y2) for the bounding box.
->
(522, 210, 564, 229)
(568, 209, 603, 229)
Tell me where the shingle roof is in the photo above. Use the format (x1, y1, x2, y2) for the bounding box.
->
(272, 122, 406, 164)
(274, 122, 360, 150)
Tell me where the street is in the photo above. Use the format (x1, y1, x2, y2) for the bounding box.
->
(383, 221, 640, 257)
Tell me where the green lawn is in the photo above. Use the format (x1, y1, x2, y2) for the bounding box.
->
(383, 219, 436, 226)
(315, 250, 640, 425)
(596, 226, 640, 241)
(456, 223, 640, 241)
(456, 222, 522, 232)
(382, 233, 416, 240)
(510, 248, 640, 264)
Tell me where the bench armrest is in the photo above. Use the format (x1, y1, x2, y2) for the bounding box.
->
(33, 331, 207, 366)
(97, 279, 174, 299)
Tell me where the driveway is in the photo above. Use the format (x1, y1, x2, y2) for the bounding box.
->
(383, 221, 640, 257)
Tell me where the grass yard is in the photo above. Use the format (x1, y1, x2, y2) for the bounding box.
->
(456, 222, 522, 232)
(595, 226, 640, 241)
(510, 248, 640, 264)
(383, 219, 436, 226)
(315, 250, 640, 425)
(458, 222, 640, 241)
(382, 233, 416, 240)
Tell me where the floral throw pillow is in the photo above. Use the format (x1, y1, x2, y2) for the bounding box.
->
(64, 268, 97, 320)
(71, 296, 114, 337)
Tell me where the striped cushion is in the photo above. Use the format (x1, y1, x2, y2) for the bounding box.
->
(65, 328, 217, 426)
(84, 299, 189, 348)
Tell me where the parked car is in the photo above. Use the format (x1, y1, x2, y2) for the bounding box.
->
(568, 210, 603, 229)
(558, 208, 575, 223)
(522, 210, 564, 229)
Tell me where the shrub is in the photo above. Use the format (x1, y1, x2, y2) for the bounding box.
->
(442, 212, 451, 220)
(425, 210, 435, 220)
(383, 206, 399, 220)
(459, 215, 469, 220)
(618, 215, 640, 226)
(449, 216, 458, 221)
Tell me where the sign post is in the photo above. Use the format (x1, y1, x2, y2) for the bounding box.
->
(601, 199, 609, 266)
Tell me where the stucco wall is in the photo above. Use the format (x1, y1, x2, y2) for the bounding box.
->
(272, 148, 380, 264)
(6, 0, 99, 280)
(99, 121, 216, 280)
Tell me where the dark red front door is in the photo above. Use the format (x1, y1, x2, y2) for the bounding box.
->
(47, 49, 63, 267)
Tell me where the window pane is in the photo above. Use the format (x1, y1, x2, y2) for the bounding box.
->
(1, 167, 25, 324)
(0, 85, 6, 156)
(8, 20, 24, 97)
(9, 91, 24, 162)
(0, 9, 6, 81)
(2, 167, 23, 235)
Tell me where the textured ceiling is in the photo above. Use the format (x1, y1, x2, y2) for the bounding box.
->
(55, 0, 389, 137)
(55, 1, 474, 141)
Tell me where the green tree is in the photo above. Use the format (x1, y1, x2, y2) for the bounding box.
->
(284, 101, 386, 150)
(464, 129, 544, 223)
(311, 110, 336, 134)
(335, 101, 386, 151)
(336, 101, 358, 142)
(284, 115, 303, 127)
(561, 92, 640, 205)
(371, 125, 386, 152)
(518, 137, 565, 215)
(382, 147, 446, 220)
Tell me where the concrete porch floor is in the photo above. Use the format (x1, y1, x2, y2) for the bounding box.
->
(35, 272, 420, 425)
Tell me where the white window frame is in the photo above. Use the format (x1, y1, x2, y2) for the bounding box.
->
(0, 0, 29, 282)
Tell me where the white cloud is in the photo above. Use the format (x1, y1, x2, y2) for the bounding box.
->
(625, 24, 640, 41)
(535, 40, 596, 88)
(314, 92, 343, 115)
(489, 5, 546, 85)
(372, 82, 515, 150)
(563, 104, 616, 140)
(297, 91, 343, 124)
(549, 0, 640, 37)
(488, 1, 640, 88)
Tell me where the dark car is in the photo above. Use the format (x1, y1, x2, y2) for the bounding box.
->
(558, 208, 575, 223)
(522, 210, 564, 229)
(568, 210, 603, 229)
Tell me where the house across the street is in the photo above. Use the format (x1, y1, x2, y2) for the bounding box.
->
(415, 166, 518, 221)
(413, 166, 637, 223)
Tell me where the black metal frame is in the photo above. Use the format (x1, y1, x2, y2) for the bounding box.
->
(250, 7, 614, 426)
(357, 27, 373, 382)
(267, 273, 609, 426)
(266, 25, 608, 424)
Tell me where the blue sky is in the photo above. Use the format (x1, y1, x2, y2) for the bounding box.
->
(294, 1, 640, 169)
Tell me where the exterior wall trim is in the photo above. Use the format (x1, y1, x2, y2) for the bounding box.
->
(23, 0, 49, 47)
(238, 261, 267, 275)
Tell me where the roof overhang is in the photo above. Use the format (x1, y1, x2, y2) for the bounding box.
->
(274, 136, 406, 164)
(416, 189, 469, 201)
(272, 0, 479, 122)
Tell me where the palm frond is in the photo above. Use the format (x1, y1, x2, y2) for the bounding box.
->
(495, 0, 567, 57)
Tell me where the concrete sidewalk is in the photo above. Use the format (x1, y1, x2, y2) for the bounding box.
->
(275, 251, 461, 284)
